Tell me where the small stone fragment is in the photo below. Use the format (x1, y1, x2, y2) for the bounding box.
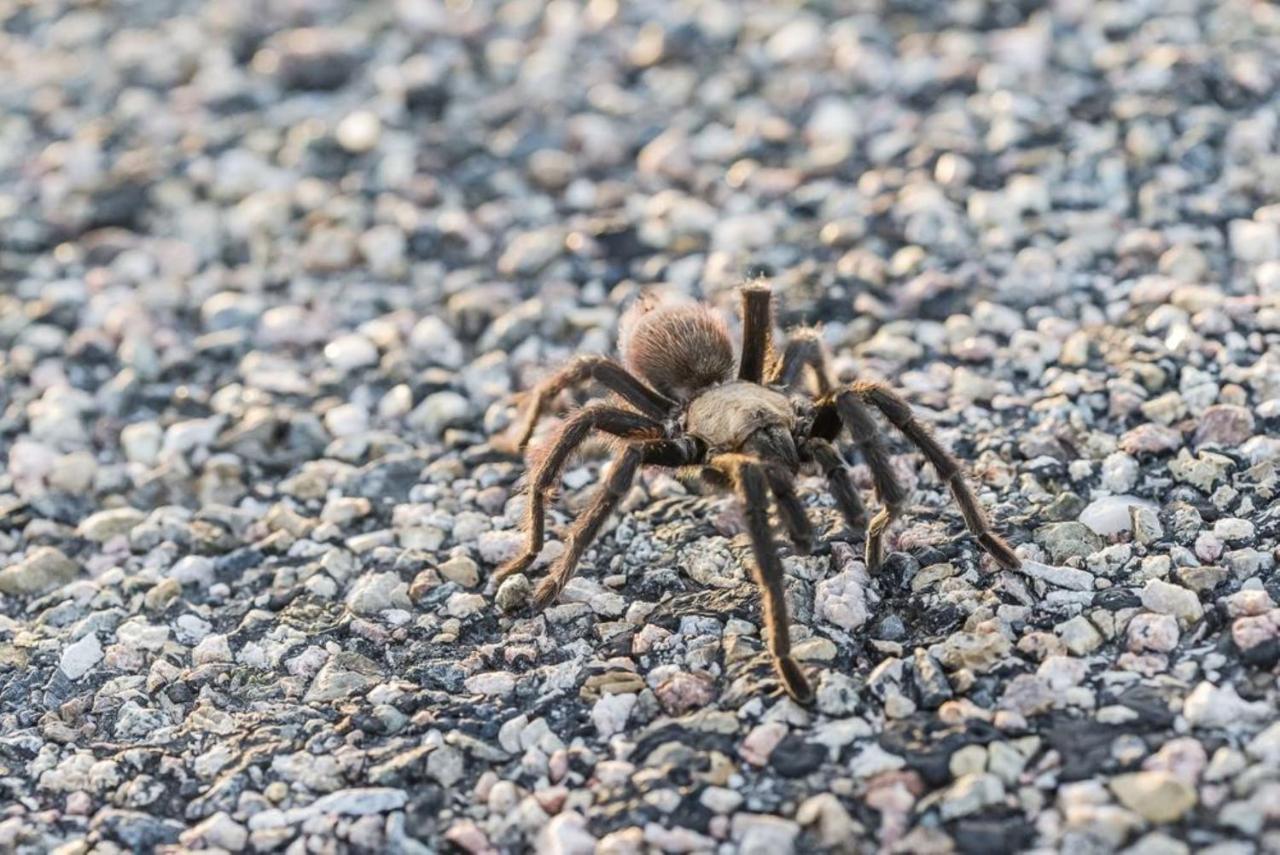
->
(60, 634, 103, 680)
(1140, 579, 1204, 627)
(1109, 771, 1196, 822)
(0, 547, 81, 596)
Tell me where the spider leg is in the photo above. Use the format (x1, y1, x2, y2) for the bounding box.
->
(761, 464, 813, 555)
(813, 390, 909, 573)
(639, 437, 706, 467)
(851, 380, 1019, 569)
(800, 437, 868, 532)
(530, 445, 641, 610)
(527, 436, 705, 610)
(737, 283, 775, 384)
(712, 453, 813, 704)
(825, 382, 1020, 571)
(770, 328, 833, 395)
(502, 356, 676, 452)
(494, 405, 663, 583)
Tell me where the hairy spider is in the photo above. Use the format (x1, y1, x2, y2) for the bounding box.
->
(493, 283, 1020, 703)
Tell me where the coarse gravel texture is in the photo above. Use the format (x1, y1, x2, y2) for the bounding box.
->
(2, 0, 1280, 853)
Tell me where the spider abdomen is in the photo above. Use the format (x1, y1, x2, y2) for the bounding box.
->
(685, 381, 794, 453)
(621, 303, 735, 400)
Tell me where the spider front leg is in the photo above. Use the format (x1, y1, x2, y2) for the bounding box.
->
(800, 437, 868, 533)
(713, 453, 813, 705)
(494, 405, 663, 584)
(849, 381, 1019, 569)
(761, 464, 813, 555)
(500, 355, 676, 453)
(815, 383, 1020, 571)
(529, 444, 642, 610)
(812, 391, 908, 573)
(529, 436, 706, 608)
(515, 437, 705, 611)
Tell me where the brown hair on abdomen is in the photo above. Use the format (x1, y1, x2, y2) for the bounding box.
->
(621, 303, 734, 400)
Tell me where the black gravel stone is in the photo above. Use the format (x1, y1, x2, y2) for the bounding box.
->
(770, 734, 826, 778)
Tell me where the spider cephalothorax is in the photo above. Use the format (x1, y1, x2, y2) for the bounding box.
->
(494, 283, 1020, 704)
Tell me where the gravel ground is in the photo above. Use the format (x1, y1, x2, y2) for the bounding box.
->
(2, 0, 1280, 852)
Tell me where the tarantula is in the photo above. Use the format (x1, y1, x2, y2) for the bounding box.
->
(493, 283, 1020, 703)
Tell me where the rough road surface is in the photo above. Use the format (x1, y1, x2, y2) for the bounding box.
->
(2, 1, 1279, 852)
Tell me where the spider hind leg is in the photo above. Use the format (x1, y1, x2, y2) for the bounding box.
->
(738, 285, 775, 384)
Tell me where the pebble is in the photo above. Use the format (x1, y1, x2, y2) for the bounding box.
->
(1127, 613, 1180, 653)
(465, 672, 516, 696)
(591, 693, 636, 738)
(655, 671, 716, 714)
(446, 592, 486, 618)
(305, 653, 383, 703)
(347, 572, 411, 615)
(1229, 219, 1280, 263)
(796, 793, 861, 846)
(409, 391, 471, 437)
(325, 334, 380, 371)
(1109, 771, 1197, 823)
(409, 317, 465, 368)
(539, 812, 597, 855)
(1034, 522, 1104, 563)
(1057, 616, 1104, 655)
(169, 555, 215, 587)
(1119, 424, 1183, 456)
(77, 507, 146, 541)
(1078, 495, 1157, 537)
(1131, 506, 1164, 545)
(1194, 405, 1256, 447)
(1100, 453, 1139, 493)
(740, 723, 788, 767)
(180, 813, 248, 851)
(1213, 518, 1255, 544)
(495, 575, 531, 612)
(814, 560, 871, 631)
(1182, 682, 1272, 729)
(60, 633, 103, 680)
(438, 556, 480, 587)
(335, 111, 382, 154)
(1141, 579, 1204, 627)
(731, 814, 799, 855)
(0, 546, 81, 596)
(120, 422, 163, 465)
(1169, 449, 1234, 492)
(1019, 559, 1094, 592)
(941, 773, 1006, 820)
(192, 634, 232, 665)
